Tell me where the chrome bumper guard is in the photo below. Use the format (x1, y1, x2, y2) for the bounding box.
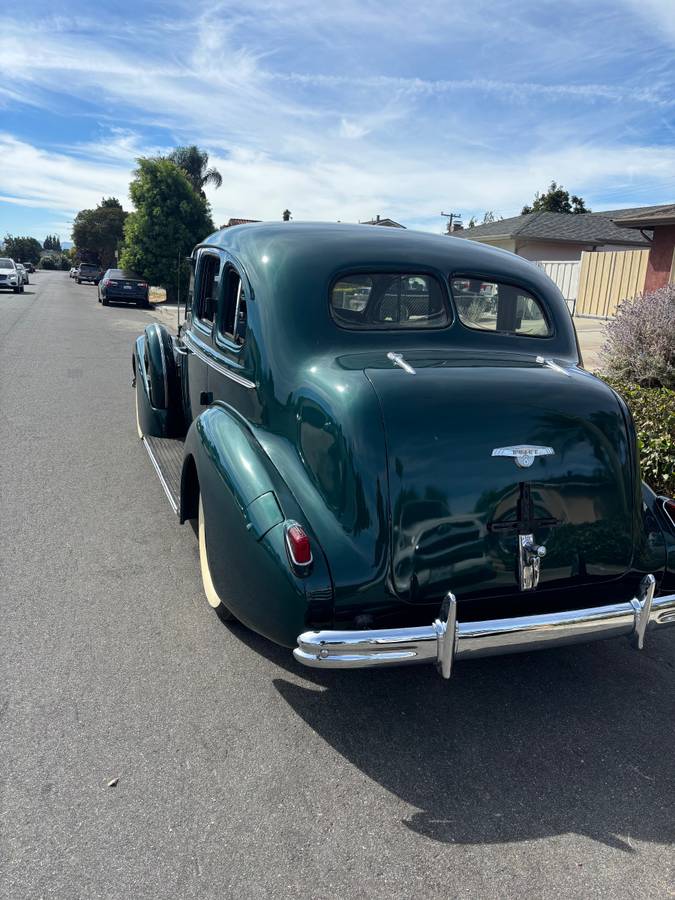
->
(294, 575, 675, 679)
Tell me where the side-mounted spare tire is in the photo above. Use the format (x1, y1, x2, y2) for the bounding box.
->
(143, 322, 178, 411)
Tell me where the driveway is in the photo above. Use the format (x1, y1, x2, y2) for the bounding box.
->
(1, 273, 673, 899)
(574, 317, 608, 372)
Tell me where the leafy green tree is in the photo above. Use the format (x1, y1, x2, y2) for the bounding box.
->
(72, 197, 128, 269)
(120, 158, 214, 301)
(522, 182, 590, 215)
(43, 234, 62, 251)
(167, 145, 222, 197)
(3, 234, 43, 263)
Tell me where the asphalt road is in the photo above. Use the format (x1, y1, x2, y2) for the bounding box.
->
(1, 272, 673, 900)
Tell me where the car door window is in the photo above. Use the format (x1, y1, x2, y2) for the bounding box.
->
(195, 252, 221, 328)
(217, 266, 247, 347)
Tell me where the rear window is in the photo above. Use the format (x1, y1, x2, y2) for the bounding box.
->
(450, 278, 551, 337)
(331, 273, 449, 329)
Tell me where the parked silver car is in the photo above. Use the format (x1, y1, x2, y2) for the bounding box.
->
(0, 258, 24, 293)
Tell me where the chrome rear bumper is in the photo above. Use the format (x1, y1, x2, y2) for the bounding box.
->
(294, 575, 675, 678)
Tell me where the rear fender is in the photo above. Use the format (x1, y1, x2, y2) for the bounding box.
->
(183, 404, 333, 646)
(642, 483, 675, 592)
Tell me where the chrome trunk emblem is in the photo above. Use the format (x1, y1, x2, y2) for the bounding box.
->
(491, 445, 555, 468)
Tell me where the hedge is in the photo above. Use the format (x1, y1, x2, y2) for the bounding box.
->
(602, 377, 675, 496)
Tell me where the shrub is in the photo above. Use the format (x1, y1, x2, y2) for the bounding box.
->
(38, 256, 57, 270)
(601, 284, 675, 389)
(602, 377, 675, 496)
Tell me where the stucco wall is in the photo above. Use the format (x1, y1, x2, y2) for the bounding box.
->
(644, 224, 675, 293)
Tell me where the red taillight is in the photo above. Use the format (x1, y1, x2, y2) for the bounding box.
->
(139, 282, 148, 289)
(285, 522, 312, 567)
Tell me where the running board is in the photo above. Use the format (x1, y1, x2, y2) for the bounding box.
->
(141, 435, 184, 513)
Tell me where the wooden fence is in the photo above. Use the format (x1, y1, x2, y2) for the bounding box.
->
(575, 248, 649, 318)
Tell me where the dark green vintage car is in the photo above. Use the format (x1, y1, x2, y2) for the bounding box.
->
(133, 222, 675, 678)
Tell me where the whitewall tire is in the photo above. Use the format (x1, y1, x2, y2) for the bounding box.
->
(198, 496, 234, 620)
(135, 386, 143, 439)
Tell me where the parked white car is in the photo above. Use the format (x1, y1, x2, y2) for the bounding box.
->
(15, 263, 29, 285)
(0, 258, 23, 293)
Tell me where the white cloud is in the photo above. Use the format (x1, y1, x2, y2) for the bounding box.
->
(1, 1, 674, 240)
(0, 134, 133, 217)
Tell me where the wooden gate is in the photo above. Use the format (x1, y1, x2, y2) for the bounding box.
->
(575, 249, 649, 318)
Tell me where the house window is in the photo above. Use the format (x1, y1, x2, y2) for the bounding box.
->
(331, 273, 449, 329)
(218, 266, 247, 347)
(450, 278, 551, 337)
(196, 253, 220, 325)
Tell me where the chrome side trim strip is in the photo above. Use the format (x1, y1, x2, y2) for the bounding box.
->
(141, 437, 178, 514)
(182, 330, 255, 389)
(294, 576, 675, 678)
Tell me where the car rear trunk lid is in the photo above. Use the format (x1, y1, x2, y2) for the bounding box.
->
(365, 352, 635, 603)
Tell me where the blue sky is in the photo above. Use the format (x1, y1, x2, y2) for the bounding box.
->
(1, 0, 674, 242)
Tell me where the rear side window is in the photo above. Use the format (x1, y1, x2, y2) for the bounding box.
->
(196, 253, 221, 325)
(331, 273, 449, 329)
(217, 266, 247, 347)
(450, 278, 551, 337)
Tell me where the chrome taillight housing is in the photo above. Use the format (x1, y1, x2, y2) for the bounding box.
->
(285, 521, 313, 571)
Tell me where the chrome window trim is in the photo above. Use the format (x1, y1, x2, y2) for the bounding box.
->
(183, 329, 255, 389)
(193, 247, 222, 329)
(214, 265, 246, 353)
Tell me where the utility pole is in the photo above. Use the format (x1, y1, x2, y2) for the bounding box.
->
(441, 211, 462, 233)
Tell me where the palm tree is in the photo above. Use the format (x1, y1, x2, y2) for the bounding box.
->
(168, 146, 222, 197)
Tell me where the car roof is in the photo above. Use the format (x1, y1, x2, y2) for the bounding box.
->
(199, 221, 578, 359)
(201, 221, 546, 284)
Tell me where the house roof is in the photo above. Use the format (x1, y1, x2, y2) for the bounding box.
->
(222, 218, 261, 227)
(361, 216, 406, 228)
(613, 203, 675, 228)
(461, 207, 652, 247)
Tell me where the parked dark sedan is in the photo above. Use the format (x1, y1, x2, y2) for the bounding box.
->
(132, 222, 675, 679)
(98, 269, 149, 308)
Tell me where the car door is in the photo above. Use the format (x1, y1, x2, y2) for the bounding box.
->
(183, 247, 224, 422)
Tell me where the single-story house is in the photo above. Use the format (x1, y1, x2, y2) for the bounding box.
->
(613, 204, 675, 293)
(361, 215, 406, 228)
(458, 207, 652, 261)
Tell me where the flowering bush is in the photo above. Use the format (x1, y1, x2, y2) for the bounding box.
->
(602, 284, 675, 389)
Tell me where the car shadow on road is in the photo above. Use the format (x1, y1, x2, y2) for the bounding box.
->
(228, 622, 675, 849)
